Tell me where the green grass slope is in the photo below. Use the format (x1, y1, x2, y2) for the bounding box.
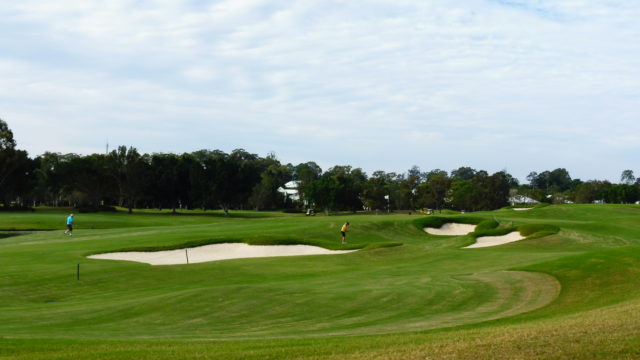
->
(1, 204, 640, 359)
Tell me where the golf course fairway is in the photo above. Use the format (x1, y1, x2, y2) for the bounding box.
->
(1, 204, 639, 359)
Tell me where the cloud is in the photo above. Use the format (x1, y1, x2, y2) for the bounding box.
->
(1, 0, 639, 181)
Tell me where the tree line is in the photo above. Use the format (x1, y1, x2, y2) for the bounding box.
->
(1, 119, 639, 213)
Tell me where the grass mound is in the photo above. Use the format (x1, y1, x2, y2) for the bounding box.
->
(412, 215, 484, 230)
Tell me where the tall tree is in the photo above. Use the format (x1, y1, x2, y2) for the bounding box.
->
(449, 180, 473, 211)
(189, 149, 222, 210)
(209, 149, 262, 215)
(448, 171, 509, 211)
(602, 184, 638, 204)
(294, 162, 322, 207)
(485, 171, 511, 209)
(362, 171, 392, 212)
(150, 153, 184, 212)
(0, 150, 34, 207)
(0, 119, 17, 203)
(528, 168, 572, 193)
(307, 176, 337, 215)
(403, 165, 423, 209)
(451, 166, 477, 181)
(620, 170, 635, 185)
(308, 165, 365, 214)
(64, 154, 114, 209)
(421, 174, 452, 212)
(0, 118, 16, 150)
(574, 181, 610, 203)
(0, 119, 34, 207)
(108, 146, 150, 213)
(326, 165, 366, 212)
(249, 155, 292, 210)
(382, 172, 407, 211)
(33, 153, 71, 206)
(548, 168, 572, 192)
(526, 171, 538, 187)
(424, 169, 448, 182)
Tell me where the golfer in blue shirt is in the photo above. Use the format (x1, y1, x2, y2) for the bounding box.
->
(64, 214, 74, 236)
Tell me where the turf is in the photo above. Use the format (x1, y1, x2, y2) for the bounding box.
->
(1, 204, 640, 359)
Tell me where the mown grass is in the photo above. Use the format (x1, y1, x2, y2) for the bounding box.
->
(0, 207, 293, 231)
(1, 204, 639, 359)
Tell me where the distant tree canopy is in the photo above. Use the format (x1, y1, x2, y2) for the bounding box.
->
(527, 168, 574, 192)
(1, 119, 638, 212)
(0, 119, 34, 206)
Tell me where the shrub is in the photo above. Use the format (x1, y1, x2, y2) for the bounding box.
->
(475, 219, 499, 232)
(472, 226, 516, 238)
(412, 216, 484, 231)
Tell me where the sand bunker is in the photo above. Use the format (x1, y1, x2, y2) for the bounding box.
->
(424, 223, 476, 236)
(513, 208, 533, 211)
(464, 231, 525, 248)
(88, 243, 356, 265)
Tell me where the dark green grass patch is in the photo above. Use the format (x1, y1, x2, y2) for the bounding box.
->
(0, 232, 24, 239)
(474, 219, 499, 232)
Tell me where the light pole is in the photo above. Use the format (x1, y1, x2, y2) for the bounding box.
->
(384, 194, 390, 214)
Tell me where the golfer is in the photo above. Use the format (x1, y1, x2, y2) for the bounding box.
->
(64, 214, 74, 236)
(341, 222, 350, 244)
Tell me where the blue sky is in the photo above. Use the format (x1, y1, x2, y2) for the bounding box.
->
(1, 0, 639, 182)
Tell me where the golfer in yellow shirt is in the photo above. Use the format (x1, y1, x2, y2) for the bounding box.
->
(341, 222, 350, 244)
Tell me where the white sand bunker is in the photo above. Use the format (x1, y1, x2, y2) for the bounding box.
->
(465, 232, 525, 248)
(513, 208, 533, 211)
(88, 243, 356, 265)
(424, 223, 476, 236)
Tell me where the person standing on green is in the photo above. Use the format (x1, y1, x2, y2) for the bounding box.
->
(340, 222, 350, 244)
(64, 214, 74, 236)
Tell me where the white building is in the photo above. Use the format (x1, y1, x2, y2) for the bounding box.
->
(277, 181, 301, 202)
(509, 195, 539, 206)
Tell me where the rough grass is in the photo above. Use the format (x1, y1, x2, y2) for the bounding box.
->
(2, 299, 639, 360)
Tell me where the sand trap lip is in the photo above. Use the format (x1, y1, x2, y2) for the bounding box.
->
(464, 231, 525, 248)
(88, 243, 356, 265)
(424, 223, 476, 236)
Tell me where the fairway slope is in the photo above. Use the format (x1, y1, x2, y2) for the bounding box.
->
(2, 205, 640, 359)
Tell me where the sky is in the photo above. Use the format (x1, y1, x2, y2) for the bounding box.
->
(1, 0, 639, 183)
